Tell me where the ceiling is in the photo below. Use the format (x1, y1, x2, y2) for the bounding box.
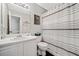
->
(13, 3, 74, 14)
(14, 3, 30, 9)
(9, 3, 47, 15)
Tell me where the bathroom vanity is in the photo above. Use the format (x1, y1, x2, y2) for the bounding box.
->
(0, 36, 39, 56)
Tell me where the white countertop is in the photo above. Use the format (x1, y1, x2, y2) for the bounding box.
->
(0, 36, 37, 48)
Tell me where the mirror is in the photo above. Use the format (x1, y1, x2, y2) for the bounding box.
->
(1, 3, 31, 36)
(9, 16, 20, 34)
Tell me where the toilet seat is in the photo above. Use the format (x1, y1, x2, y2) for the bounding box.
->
(38, 42, 48, 47)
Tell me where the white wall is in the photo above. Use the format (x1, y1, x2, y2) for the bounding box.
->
(30, 13, 42, 35)
(27, 3, 46, 35)
(42, 4, 79, 47)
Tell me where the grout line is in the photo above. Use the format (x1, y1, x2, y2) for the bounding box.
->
(42, 28, 79, 30)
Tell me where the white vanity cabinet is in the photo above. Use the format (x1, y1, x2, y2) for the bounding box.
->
(0, 38, 38, 56)
(17, 43, 24, 56)
(24, 40, 37, 56)
(0, 44, 18, 56)
(0, 43, 24, 56)
(23, 36, 41, 56)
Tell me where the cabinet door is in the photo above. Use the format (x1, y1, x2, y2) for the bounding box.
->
(24, 40, 37, 56)
(17, 43, 24, 56)
(0, 45, 18, 56)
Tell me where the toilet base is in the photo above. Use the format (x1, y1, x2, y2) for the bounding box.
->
(37, 49, 46, 56)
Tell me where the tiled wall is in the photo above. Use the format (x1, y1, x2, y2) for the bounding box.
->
(43, 30, 79, 46)
(42, 4, 79, 55)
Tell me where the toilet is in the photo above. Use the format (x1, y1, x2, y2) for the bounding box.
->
(37, 42, 48, 56)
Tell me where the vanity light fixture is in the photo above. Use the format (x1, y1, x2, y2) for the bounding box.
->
(14, 3, 30, 10)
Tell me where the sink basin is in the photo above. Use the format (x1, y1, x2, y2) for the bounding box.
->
(21, 36, 37, 39)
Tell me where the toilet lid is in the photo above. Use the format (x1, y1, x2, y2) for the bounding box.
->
(38, 42, 48, 47)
